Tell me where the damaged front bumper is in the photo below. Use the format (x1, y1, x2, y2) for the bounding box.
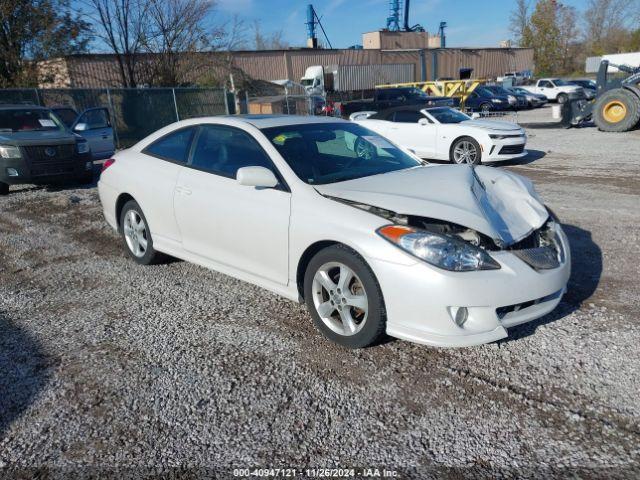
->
(368, 223, 571, 348)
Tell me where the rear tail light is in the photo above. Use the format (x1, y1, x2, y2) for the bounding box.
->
(101, 158, 115, 172)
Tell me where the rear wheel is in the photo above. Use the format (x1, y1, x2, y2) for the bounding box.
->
(0, 182, 8, 195)
(119, 200, 165, 265)
(304, 244, 386, 349)
(450, 136, 482, 165)
(594, 89, 640, 132)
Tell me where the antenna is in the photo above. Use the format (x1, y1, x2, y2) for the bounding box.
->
(386, 0, 401, 31)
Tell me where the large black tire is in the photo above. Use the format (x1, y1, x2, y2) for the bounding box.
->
(480, 103, 492, 114)
(593, 89, 640, 133)
(450, 136, 482, 165)
(119, 200, 166, 265)
(303, 244, 386, 349)
(0, 182, 8, 195)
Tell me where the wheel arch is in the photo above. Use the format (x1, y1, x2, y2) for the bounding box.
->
(115, 193, 136, 232)
(449, 134, 481, 161)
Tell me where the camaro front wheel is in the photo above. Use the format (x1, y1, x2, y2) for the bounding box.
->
(304, 245, 386, 348)
(451, 137, 481, 165)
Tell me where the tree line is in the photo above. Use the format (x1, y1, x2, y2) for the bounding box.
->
(0, 0, 290, 88)
(511, 0, 640, 77)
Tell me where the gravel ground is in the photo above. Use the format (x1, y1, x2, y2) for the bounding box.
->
(0, 115, 639, 478)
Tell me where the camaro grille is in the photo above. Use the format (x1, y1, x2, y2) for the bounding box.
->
(499, 144, 525, 155)
(23, 144, 76, 163)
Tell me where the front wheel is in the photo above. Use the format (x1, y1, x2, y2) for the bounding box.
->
(0, 182, 8, 195)
(480, 103, 492, 115)
(593, 89, 640, 132)
(450, 136, 482, 165)
(119, 200, 165, 265)
(557, 93, 568, 104)
(304, 245, 386, 349)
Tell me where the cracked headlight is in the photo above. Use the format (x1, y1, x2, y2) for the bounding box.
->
(378, 225, 501, 272)
(0, 145, 22, 159)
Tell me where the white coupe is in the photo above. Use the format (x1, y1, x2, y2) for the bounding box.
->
(98, 115, 569, 348)
(350, 106, 528, 164)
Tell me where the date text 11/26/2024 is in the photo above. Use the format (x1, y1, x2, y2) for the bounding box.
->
(233, 468, 399, 478)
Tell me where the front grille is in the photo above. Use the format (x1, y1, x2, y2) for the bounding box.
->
(499, 144, 525, 155)
(31, 163, 76, 177)
(496, 290, 563, 319)
(23, 144, 76, 163)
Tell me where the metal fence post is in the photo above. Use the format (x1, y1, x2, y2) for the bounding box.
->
(223, 87, 230, 115)
(33, 88, 42, 106)
(106, 88, 120, 150)
(172, 88, 180, 121)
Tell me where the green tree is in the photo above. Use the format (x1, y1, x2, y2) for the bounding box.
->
(0, 0, 90, 87)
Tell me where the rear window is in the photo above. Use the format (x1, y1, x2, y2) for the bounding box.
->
(0, 108, 65, 132)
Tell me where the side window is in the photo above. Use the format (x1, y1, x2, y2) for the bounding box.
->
(191, 125, 273, 178)
(78, 109, 110, 129)
(144, 127, 196, 163)
(392, 111, 424, 123)
(539, 80, 552, 88)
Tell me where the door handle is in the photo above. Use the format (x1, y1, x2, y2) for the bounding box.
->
(176, 186, 192, 195)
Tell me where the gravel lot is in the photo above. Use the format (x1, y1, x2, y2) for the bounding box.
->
(1, 112, 639, 478)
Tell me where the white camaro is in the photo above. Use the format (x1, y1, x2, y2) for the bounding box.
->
(350, 107, 528, 164)
(98, 115, 570, 348)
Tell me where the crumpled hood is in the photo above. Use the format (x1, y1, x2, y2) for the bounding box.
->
(315, 165, 548, 247)
(460, 119, 523, 132)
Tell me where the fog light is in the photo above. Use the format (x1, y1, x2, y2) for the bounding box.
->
(85, 161, 93, 171)
(6, 168, 19, 177)
(449, 307, 468, 327)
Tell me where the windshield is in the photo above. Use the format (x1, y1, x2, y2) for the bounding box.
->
(484, 86, 510, 96)
(427, 107, 471, 124)
(405, 88, 429, 99)
(0, 108, 66, 132)
(476, 87, 499, 97)
(301, 79, 314, 87)
(262, 123, 421, 185)
(552, 79, 571, 86)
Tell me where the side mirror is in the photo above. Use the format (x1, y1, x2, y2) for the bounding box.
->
(74, 122, 88, 132)
(236, 166, 278, 188)
(418, 118, 429, 126)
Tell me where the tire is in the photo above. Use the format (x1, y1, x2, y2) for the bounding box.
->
(0, 182, 8, 195)
(480, 103, 492, 115)
(450, 136, 482, 165)
(557, 93, 568, 104)
(593, 89, 640, 133)
(119, 200, 165, 265)
(303, 244, 386, 349)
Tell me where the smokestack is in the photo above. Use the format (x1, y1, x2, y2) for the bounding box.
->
(403, 0, 410, 31)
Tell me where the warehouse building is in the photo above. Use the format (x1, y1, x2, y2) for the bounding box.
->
(37, 46, 534, 90)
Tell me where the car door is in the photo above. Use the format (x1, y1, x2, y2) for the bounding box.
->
(72, 108, 115, 160)
(385, 110, 437, 158)
(173, 124, 291, 285)
(537, 80, 553, 99)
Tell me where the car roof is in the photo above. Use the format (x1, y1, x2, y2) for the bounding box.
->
(0, 104, 48, 111)
(219, 114, 348, 129)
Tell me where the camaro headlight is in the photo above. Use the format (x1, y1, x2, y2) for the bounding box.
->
(378, 225, 501, 272)
(0, 145, 22, 159)
(76, 141, 90, 154)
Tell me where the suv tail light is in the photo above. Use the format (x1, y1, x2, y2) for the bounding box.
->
(101, 159, 115, 172)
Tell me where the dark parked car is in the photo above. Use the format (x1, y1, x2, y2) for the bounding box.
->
(566, 79, 597, 100)
(507, 87, 548, 108)
(338, 87, 453, 118)
(464, 86, 515, 113)
(51, 106, 116, 160)
(483, 85, 528, 110)
(0, 104, 93, 195)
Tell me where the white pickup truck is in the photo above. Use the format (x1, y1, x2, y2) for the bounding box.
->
(519, 78, 583, 103)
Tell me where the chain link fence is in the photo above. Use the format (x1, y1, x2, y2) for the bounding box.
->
(0, 88, 233, 147)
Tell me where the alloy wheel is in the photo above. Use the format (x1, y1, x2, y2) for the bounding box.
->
(311, 262, 369, 336)
(123, 210, 148, 258)
(453, 141, 478, 164)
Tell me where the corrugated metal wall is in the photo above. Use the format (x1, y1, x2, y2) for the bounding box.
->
(334, 64, 415, 90)
(49, 48, 534, 89)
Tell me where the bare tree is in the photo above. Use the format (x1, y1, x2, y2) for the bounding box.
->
(83, 0, 148, 87)
(141, 0, 214, 86)
(251, 20, 289, 50)
(584, 0, 640, 54)
(509, 0, 532, 46)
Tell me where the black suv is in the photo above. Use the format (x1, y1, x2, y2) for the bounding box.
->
(0, 104, 93, 195)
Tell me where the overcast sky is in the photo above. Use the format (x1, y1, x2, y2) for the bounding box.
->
(215, 0, 588, 49)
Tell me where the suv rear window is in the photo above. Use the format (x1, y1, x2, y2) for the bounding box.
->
(0, 108, 65, 132)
